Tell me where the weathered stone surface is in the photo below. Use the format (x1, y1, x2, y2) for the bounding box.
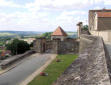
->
(34, 38, 79, 54)
(54, 34, 111, 85)
(58, 39, 79, 54)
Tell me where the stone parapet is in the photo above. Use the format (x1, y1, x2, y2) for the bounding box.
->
(54, 34, 111, 85)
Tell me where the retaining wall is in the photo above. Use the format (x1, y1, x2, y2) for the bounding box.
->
(0, 50, 35, 69)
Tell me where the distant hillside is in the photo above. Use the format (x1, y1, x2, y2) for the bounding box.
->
(0, 32, 17, 38)
(0, 31, 42, 35)
(0, 31, 77, 38)
(67, 32, 77, 38)
(0, 31, 44, 38)
(0, 32, 16, 36)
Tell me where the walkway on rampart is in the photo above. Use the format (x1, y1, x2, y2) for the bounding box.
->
(105, 42, 111, 59)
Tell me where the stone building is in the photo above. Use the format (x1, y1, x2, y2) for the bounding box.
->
(33, 26, 79, 54)
(51, 26, 67, 41)
(89, 9, 111, 42)
(89, 9, 111, 31)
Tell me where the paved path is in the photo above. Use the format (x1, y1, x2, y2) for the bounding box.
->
(0, 53, 52, 85)
(105, 42, 111, 58)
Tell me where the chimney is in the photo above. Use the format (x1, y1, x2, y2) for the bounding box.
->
(77, 22, 83, 38)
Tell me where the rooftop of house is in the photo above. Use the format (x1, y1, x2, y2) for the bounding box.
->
(51, 26, 67, 36)
(89, 9, 111, 12)
(0, 50, 11, 56)
(97, 12, 111, 17)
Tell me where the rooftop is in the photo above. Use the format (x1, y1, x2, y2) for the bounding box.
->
(89, 9, 111, 12)
(97, 12, 111, 17)
(51, 26, 67, 36)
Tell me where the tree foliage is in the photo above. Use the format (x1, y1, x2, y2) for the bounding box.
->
(41, 32, 52, 39)
(30, 42, 33, 47)
(6, 39, 30, 55)
(83, 25, 88, 30)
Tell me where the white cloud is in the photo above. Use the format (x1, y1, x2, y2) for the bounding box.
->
(104, 0, 111, 5)
(0, 0, 23, 8)
(0, 0, 104, 31)
(93, 6, 102, 10)
(93, 0, 111, 5)
(53, 0, 91, 7)
(25, 0, 94, 12)
(48, 10, 88, 31)
(0, 10, 51, 31)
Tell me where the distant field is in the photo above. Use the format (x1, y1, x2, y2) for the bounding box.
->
(0, 33, 16, 37)
(67, 32, 77, 38)
(67, 31, 77, 34)
(0, 31, 43, 38)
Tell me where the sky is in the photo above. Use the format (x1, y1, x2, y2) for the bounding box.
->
(0, 0, 111, 32)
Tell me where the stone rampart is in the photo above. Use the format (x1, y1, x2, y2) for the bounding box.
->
(54, 34, 111, 85)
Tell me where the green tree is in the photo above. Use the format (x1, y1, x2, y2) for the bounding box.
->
(41, 32, 52, 39)
(83, 25, 88, 30)
(30, 42, 33, 47)
(6, 39, 30, 55)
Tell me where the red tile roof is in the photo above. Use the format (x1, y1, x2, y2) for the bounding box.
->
(89, 9, 111, 12)
(51, 26, 67, 36)
(0, 50, 11, 56)
(97, 12, 111, 17)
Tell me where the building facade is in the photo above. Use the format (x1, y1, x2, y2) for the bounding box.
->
(89, 9, 111, 31)
(89, 9, 111, 42)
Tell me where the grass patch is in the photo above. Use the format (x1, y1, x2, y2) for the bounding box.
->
(28, 54, 78, 85)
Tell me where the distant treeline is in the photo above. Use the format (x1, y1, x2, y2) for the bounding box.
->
(39, 32, 77, 39)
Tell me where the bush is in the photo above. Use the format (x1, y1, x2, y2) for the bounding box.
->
(41, 32, 52, 39)
(6, 39, 30, 55)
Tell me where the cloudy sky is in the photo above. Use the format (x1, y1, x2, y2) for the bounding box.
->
(0, 0, 110, 32)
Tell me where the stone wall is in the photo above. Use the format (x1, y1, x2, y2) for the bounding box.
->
(98, 18, 111, 31)
(90, 30, 111, 43)
(45, 40, 58, 54)
(58, 39, 79, 54)
(89, 10, 96, 31)
(34, 38, 79, 54)
(51, 36, 66, 41)
(89, 10, 111, 31)
(54, 34, 111, 85)
(33, 38, 46, 53)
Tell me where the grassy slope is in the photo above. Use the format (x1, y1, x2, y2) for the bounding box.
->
(28, 54, 78, 85)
